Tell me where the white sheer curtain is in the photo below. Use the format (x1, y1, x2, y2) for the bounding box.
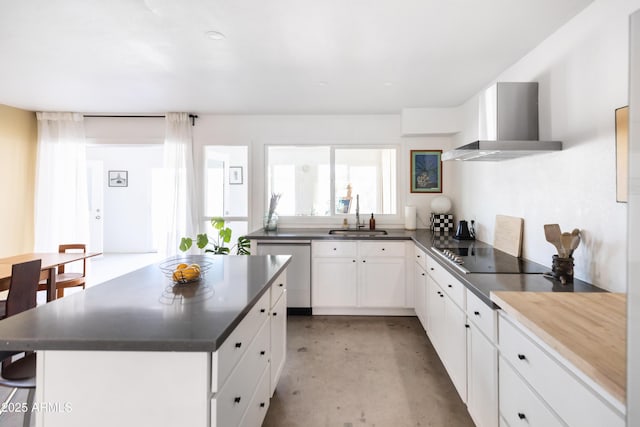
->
(162, 113, 200, 256)
(34, 112, 89, 251)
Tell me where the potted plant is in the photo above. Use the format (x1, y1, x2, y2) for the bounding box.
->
(179, 217, 250, 255)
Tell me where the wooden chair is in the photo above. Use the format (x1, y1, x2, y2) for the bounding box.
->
(38, 243, 87, 298)
(0, 259, 41, 427)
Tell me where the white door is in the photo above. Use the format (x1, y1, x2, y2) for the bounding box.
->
(87, 160, 104, 253)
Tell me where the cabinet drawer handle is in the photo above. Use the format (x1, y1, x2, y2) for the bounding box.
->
(421, 273, 425, 276)
(235, 342, 242, 348)
(417, 255, 421, 258)
(260, 350, 266, 356)
(474, 311, 480, 316)
(362, 260, 366, 263)
(517, 354, 526, 360)
(517, 412, 526, 420)
(353, 259, 356, 262)
(333, 248, 337, 251)
(382, 248, 385, 251)
(439, 294, 444, 298)
(279, 283, 284, 287)
(465, 324, 470, 328)
(273, 312, 278, 316)
(447, 284, 452, 288)
(260, 402, 266, 408)
(234, 396, 241, 404)
(260, 308, 266, 313)
(430, 267, 434, 271)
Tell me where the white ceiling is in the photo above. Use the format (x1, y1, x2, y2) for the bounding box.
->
(0, 0, 593, 114)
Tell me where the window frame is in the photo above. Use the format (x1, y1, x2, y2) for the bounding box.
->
(265, 143, 401, 225)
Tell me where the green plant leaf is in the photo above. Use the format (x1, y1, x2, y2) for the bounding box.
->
(179, 238, 193, 252)
(211, 217, 225, 230)
(220, 227, 232, 243)
(196, 234, 209, 249)
(236, 236, 251, 255)
(218, 246, 230, 255)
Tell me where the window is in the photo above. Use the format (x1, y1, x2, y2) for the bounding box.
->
(267, 145, 397, 217)
(267, 146, 331, 216)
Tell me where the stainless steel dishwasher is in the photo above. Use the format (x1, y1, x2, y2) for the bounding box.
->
(255, 240, 311, 315)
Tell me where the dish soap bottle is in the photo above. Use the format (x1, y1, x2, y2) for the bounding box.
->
(369, 213, 375, 230)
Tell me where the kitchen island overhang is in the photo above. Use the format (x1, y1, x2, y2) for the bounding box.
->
(0, 254, 291, 427)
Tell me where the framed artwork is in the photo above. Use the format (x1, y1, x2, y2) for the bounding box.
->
(616, 106, 629, 203)
(410, 150, 442, 193)
(229, 166, 243, 185)
(108, 170, 128, 187)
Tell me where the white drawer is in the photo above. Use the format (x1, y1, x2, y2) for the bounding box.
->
(499, 315, 624, 427)
(466, 288, 497, 342)
(214, 289, 270, 391)
(312, 241, 357, 257)
(414, 245, 428, 270)
(239, 363, 271, 427)
(270, 271, 287, 308)
(428, 259, 465, 309)
(499, 357, 564, 427)
(359, 241, 405, 257)
(214, 318, 270, 427)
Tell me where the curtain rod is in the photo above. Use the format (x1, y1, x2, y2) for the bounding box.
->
(83, 114, 199, 126)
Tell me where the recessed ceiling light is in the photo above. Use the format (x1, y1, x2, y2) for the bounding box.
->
(205, 31, 226, 40)
(317, 81, 329, 86)
(383, 82, 393, 87)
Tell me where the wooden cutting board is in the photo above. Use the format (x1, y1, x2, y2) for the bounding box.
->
(494, 215, 524, 257)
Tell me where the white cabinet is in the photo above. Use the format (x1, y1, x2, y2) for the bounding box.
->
(312, 240, 411, 315)
(424, 265, 467, 403)
(498, 313, 625, 427)
(414, 246, 428, 329)
(467, 322, 498, 427)
(37, 272, 288, 427)
(270, 285, 287, 396)
(425, 274, 444, 349)
(443, 294, 467, 401)
(360, 257, 405, 307)
(466, 289, 498, 427)
(312, 257, 358, 307)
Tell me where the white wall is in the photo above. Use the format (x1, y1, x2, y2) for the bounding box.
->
(449, 0, 639, 292)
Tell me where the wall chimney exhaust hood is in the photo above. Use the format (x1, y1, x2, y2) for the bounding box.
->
(442, 82, 562, 161)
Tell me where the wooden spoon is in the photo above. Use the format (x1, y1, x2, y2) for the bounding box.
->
(544, 224, 565, 257)
(560, 232, 574, 259)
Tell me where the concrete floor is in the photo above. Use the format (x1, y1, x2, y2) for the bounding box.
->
(263, 315, 475, 427)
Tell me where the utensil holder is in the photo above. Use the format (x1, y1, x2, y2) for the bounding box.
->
(551, 255, 574, 284)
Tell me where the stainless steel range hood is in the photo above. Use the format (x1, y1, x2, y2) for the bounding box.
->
(442, 82, 562, 161)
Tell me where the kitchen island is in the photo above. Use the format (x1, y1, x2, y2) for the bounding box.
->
(0, 254, 291, 427)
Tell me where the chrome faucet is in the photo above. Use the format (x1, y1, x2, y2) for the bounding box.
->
(355, 194, 364, 229)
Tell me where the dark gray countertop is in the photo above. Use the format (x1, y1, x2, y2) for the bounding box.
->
(0, 255, 291, 352)
(248, 228, 604, 307)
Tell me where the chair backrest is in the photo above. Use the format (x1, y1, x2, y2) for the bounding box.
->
(6, 259, 42, 318)
(58, 244, 86, 276)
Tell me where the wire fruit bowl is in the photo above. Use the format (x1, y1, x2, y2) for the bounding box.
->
(158, 258, 213, 284)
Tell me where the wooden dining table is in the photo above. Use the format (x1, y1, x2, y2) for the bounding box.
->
(0, 252, 102, 301)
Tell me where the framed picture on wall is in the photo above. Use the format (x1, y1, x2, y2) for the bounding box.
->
(108, 170, 128, 187)
(410, 150, 442, 193)
(229, 166, 243, 185)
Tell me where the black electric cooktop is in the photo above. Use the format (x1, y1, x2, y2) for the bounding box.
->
(431, 247, 549, 275)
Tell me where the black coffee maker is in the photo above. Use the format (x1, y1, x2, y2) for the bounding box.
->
(454, 220, 475, 240)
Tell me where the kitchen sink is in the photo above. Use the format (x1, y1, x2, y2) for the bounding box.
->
(328, 229, 388, 236)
